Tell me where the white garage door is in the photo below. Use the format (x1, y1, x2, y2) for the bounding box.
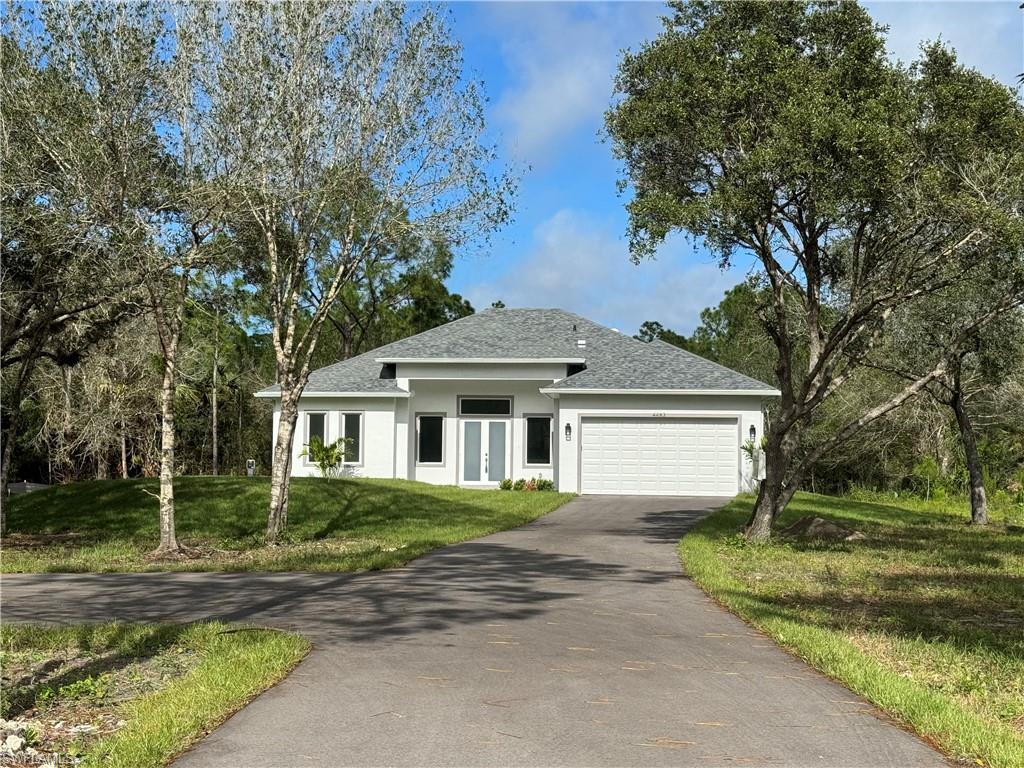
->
(580, 417, 739, 496)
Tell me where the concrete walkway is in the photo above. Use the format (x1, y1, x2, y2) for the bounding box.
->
(2, 496, 945, 767)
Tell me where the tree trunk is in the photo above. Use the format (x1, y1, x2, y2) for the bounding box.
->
(0, 419, 16, 537)
(212, 298, 220, 476)
(1, 355, 40, 534)
(211, 353, 219, 476)
(267, 392, 299, 544)
(121, 429, 129, 479)
(745, 425, 799, 542)
(950, 386, 988, 525)
(155, 349, 181, 554)
(96, 451, 109, 480)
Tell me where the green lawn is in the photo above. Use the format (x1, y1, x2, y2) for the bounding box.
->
(679, 491, 1024, 768)
(2, 476, 573, 573)
(0, 622, 309, 768)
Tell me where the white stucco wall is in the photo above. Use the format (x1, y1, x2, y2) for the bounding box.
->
(553, 394, 767, 494)
(404, 379, 558, 486)
(284, 397, 398, 479)
(269, 382, 768, 495)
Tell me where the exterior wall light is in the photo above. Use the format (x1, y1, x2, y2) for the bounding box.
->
(565, 423, 572, 441)
(749, 424, 756, 442)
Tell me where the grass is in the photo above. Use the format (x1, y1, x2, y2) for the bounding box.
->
(679, 491, 1024, 768)
(2, 476, 573, 573)
(0, 622, 309, 768)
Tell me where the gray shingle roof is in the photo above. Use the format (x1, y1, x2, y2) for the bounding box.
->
(257, 308, 777, 396)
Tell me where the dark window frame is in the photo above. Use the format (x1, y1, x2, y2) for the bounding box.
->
(341, 411, 362, 465)
(458, 396, 513, 417)
(524, 414, 553, 466)
(303, 411, 328, 466)
(416, 413, 446, 465)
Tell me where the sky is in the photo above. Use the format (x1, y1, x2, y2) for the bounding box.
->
(443, 1, 1023, 336)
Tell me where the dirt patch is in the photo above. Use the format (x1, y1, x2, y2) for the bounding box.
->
(1, 640, 200, 763)
(0, 532, 87, 550)
(779, 516, 866, 542)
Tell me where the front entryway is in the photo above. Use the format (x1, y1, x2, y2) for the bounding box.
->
(460, 419, 510, 485)
(580, 416, 739, 496)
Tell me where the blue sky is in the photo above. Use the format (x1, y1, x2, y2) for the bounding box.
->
(444, 1, 1023, 335)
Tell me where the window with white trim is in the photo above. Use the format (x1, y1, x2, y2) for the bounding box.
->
(525, 415, 552, 466)
(304, 412, 327, 463)
(417, 414, 444, 464)
(341, 412, 362, 464)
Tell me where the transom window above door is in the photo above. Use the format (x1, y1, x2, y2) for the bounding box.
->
(458, 397, 512, 416)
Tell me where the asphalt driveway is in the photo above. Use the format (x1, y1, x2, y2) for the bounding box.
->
(1, 496, 945, 767)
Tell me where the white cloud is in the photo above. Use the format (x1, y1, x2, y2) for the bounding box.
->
(486, 3, 662, 166)
(465, 209, 745, 336)
(866, 1, 1021, 87)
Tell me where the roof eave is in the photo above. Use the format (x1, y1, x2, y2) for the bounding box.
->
(376, 356, 587, 364)
(253, 390, 411, 399)
(538, 387, 782, 397)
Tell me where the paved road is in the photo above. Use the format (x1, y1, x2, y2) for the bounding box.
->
(2, 496, 945, 767)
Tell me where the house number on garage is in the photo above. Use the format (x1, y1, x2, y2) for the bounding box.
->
(651, 412, 667, 417)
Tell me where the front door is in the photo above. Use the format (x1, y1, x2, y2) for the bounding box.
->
(460, 419, 509, 485)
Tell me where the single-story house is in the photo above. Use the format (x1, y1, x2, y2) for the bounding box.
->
(256, 308, 779, 495)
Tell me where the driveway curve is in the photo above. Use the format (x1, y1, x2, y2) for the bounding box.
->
(2, 496, 945, 767)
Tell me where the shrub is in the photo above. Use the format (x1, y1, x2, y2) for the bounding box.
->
(498, 478, 513, 491)
(535, 478, 555, 492)
(512, 478, 526, 491)
(298, 436, 353, 479)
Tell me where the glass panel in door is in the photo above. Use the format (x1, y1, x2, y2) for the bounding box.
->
(488, 421, 506, 481)
(463, 421, 481, 482)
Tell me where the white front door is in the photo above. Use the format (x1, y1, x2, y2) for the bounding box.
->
(460, 419, 510, 485)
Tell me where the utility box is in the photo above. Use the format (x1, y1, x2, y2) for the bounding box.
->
(246, 459, 256, 477)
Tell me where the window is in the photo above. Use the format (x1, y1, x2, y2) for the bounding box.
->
(459, 397, 512, 416)
(525, 416, 552, 465)
(417, 415, 444, 464)
(342, 412, 362, 464)
(305, 412, 327, 446)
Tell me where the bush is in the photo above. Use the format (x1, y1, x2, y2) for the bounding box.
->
(504, 477, 555, 492)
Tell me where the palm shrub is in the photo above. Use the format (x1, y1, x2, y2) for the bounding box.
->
(298, 437, 352, 480)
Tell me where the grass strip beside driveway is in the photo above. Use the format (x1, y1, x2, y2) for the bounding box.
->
(1, 622, 309, 768)
(3, 476, 573, 572)
(678, 492, 1024, 768)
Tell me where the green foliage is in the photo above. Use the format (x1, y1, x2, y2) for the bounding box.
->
(0, 622, 309, 768)
(502, 477, 556, 492)
(298, 437, 352, 480)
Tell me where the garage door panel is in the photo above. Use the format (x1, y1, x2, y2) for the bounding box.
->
(580, 417, 738, 496)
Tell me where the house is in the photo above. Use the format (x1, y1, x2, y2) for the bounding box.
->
(255, 308, 779, 495)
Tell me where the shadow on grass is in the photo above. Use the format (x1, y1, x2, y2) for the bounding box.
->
(1, 624, 191, 719)
(2, 477, 572, 571)
(694, 493, 1024, 661)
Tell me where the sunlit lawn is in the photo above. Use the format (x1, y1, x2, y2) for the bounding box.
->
(680, 491, 1024, 768)
(2, 476, 573, 572)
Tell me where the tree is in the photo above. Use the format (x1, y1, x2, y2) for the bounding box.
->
(8, 3, 230, 553)
(873, 288, 1024, 524)
(1, 9, 152, 530)
(635, 321, 689, 349)
(607, 1, 1024, 540)
(199, 3, 513, 543)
